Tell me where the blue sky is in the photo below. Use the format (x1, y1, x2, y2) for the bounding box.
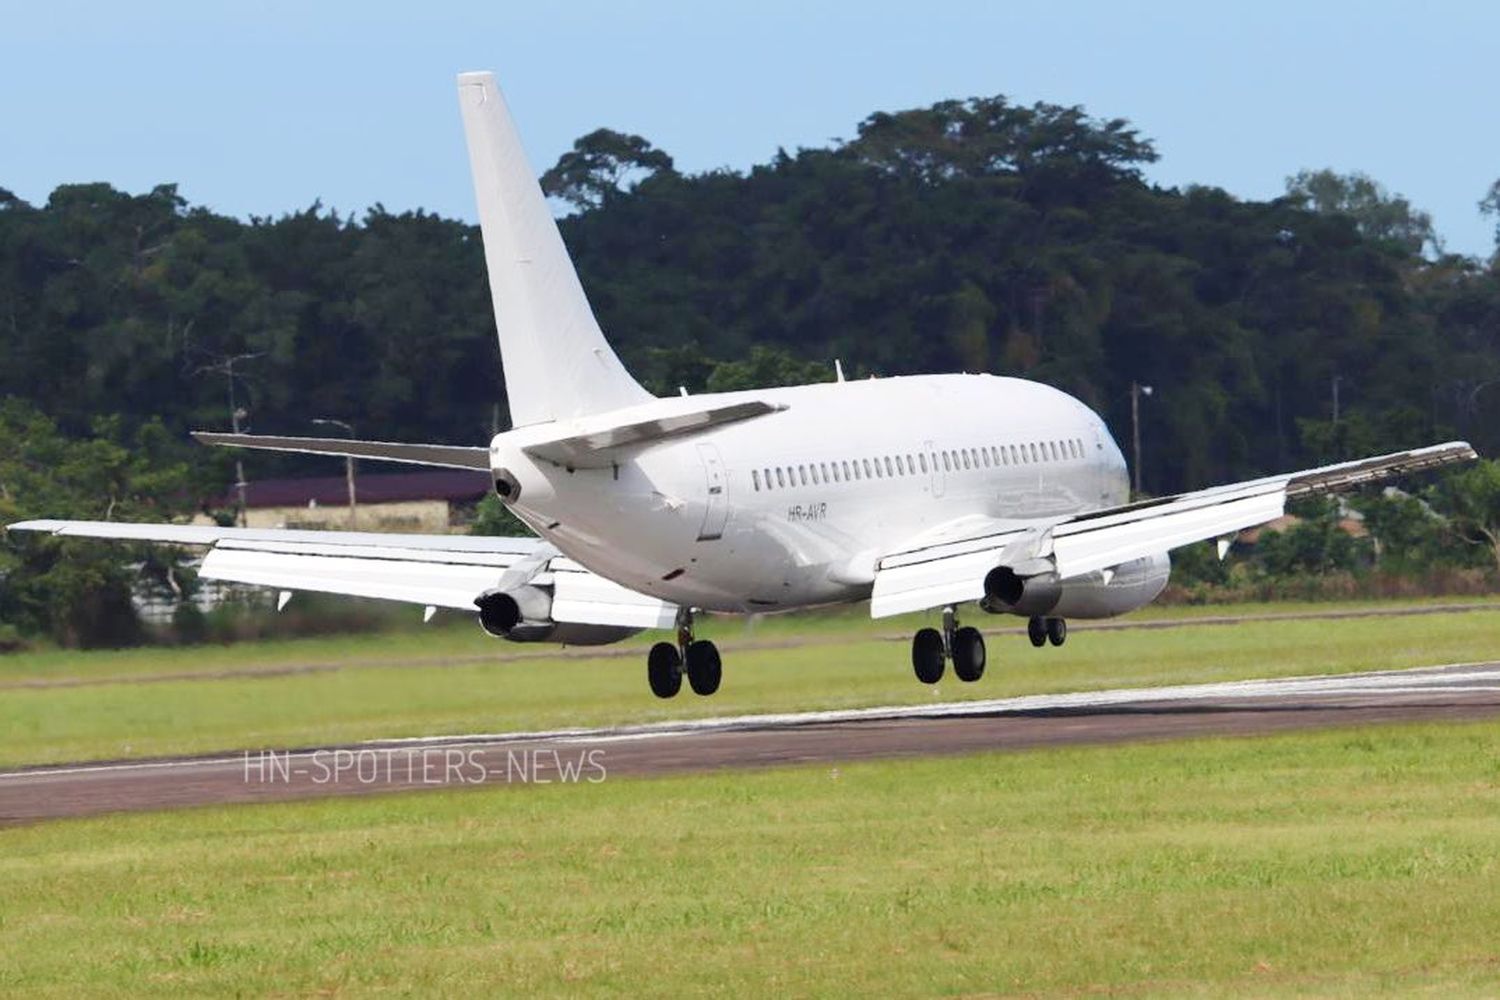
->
(4, 0, 1497, 256)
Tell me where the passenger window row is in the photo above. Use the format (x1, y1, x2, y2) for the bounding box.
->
(751, 437, 1087, 492)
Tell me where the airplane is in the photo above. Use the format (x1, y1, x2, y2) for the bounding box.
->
(10, 71, 1477, 699)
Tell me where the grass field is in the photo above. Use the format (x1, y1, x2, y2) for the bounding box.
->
(4, 721, 1500, 996)
(4, 600, 1500, 767)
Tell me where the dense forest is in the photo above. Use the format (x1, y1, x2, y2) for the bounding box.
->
(3, 92, 1500, 643)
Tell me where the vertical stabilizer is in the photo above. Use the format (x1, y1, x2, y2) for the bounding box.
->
(457, 71, 653, 427)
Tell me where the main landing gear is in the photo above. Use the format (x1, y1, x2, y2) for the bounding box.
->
(647, 608, 722, 699)
(1027, 615, 1067, 648)
(911, 606, 986, 685)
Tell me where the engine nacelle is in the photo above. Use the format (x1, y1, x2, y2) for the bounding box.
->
(983, 552, 1171, 620)
(981, 566, 1063, 617)
(473, 586, 639, 646)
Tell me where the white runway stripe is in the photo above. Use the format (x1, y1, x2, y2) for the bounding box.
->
(4, 661, 1499, 782)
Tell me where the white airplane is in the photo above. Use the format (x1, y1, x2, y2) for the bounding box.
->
(11, 72, 1476, 698)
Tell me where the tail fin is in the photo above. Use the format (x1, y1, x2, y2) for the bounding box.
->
(457, 71, 653, 427)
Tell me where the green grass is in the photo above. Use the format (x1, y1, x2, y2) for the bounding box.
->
(5, 601, 1500, 767)
(4, 722, 1500, 996)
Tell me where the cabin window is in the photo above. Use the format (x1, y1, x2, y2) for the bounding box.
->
(961, 450, 971, 470)
(830, 462, 841, 483)
(1052, 441, 1061, 460)
(842, 460, 852, 480)
(980, 448, 991, 468)
(1029, 443, 1039, 462)
(918, 453, 928, 473)
(797, 465, 807, 486)
(941, 452, 951, 472)
(862, 458, 873, 478)
(775, 468, 785, 488)
(810, 464, 820, 485)
(820, 462, 830, 482)
(883, 456, 894, 477)
(895, 455, 905, 475)
(752, 470, 761, 492)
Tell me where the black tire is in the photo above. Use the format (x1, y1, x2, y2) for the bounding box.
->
(647, 641, 682, 699)
(1027, 616, 1047, 648)
(912, 627, 945, 684)
(952, 626, 986, 682)
(685, 639, 722, 696)
(1046, 617, 1068, 647)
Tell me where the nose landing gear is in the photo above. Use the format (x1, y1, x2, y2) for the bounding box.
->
(648, 608, 722, 699)
(911, 606, 986, 685)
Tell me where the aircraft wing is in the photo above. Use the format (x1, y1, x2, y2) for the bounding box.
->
(6, 521, 677, 629)
(869, 441, 1477, 618)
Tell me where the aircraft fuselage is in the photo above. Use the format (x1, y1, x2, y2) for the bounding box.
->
(493, 372, 1132, 614)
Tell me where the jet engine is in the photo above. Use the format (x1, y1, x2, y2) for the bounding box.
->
(982, 551, 1170, 620)
(474, 586, 639, 645)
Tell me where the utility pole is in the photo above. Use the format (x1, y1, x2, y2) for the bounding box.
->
(312, 418, 357, 529)
(193, 351, 264, 527)
(1130, 381, 1153, 498)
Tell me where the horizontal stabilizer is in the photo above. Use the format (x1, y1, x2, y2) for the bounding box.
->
(193, 432, 490, 470)
(523, 400, 786, 468)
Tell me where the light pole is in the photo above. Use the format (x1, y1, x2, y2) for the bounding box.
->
(1130, 381, 1153, 498)
(312, 418, 358, 530)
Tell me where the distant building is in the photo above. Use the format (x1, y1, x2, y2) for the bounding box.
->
(201, 470, 494, 533)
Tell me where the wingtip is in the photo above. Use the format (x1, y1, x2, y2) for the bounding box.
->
(6, 519, 63, 533)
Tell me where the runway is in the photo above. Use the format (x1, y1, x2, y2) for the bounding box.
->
(4, 661, 1500, 825)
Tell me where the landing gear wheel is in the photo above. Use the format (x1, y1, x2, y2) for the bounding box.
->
(647, 642, 682, 699)
(912, 627, 946, 684)
(685, 639, 722, 696)
(1046, 617, 1068, 647)
(1027, 616, 1047, 648)
(951, 626, 986, 682)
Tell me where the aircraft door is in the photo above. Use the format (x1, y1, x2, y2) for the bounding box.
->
(696, 442, 729, 541)
(925, 439, 945, 498)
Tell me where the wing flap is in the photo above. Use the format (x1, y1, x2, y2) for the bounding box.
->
(870, 545, 1012, 618)
(200, 548, 506, 610)
(551, 564, 679, 629)
(1051, 489, 1285, 579)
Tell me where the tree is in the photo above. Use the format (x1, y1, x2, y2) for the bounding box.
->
(541, 128, 676, 211)
(705, 346, 834, 393)
(469, 493, 528, 537)
(1432, 459, 1500, 572)
(1482, 179, 1500, 253)
(0, 400, 200, 645)
(1285, 169, 1438, 256)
